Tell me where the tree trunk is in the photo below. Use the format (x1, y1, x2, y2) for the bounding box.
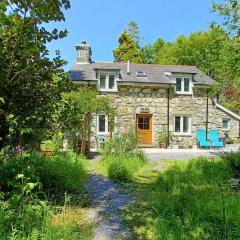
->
(81, 112, 90, 155)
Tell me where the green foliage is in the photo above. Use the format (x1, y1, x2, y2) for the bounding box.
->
(0, 0, 72, 150)
(100, 132, 147, 181)
(158, 129, 173, 148)
(224, 153, 240, 178)
(212, 0, 240, 37)
(124, 157, 240, 239)
(102, 131, 139, 157)
(106, 155, 146, 182)
(126, 21, 143, 44)
(113, 31, 144, 63)
(62, 87, 114, 152)
(0, 151, 88, 238)
(0, 151, 86, 199)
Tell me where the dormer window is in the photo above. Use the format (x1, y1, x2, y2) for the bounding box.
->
(98, 72, 117, 92)
(175, 76, 192, 94)
(136, 71, 146, 77)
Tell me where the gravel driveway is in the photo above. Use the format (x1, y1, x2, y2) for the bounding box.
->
(85, 173, 133, 240)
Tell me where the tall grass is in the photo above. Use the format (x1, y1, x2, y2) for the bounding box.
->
(0, 151, 90, 239)
(123, 155, 240, 240)
(153, 157, 240, 240)
(100, 132, 147, 181)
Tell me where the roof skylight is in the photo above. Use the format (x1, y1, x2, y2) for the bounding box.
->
(136, 71, 146, 77)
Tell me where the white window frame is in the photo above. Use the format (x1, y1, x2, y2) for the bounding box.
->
(222, 119, 230, 131)
(96, 114, 109, 135)
(174, 115, 192, 136)
(174, 75, 193, 94)
(97, 72, 118, 92)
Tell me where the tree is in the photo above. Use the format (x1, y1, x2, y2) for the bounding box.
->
(0, 0, 71, 150)
(62, 87, 114, 155)
(151, 26, 229, 80)
(212, 0, 240, 37)
(126, 21, 143, 44)
(142, 38, 166, 64)
(113, 31, 143, 63)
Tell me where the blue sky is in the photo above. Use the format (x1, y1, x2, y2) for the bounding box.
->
(46, 0, 224, 70)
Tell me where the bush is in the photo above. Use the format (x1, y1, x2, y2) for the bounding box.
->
(0, 151, 86, 199)
(0, 151, 87, 239)
(223, 153, 240, 178)
(108, 162, 131, 182)
(101, 132, 147, 182)
(101, 131, 139, 157)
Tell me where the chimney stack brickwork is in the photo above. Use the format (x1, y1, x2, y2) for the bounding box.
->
(76, 41, 92, 63)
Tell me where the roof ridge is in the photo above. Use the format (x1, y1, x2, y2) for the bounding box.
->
(93, 61, 197, 68)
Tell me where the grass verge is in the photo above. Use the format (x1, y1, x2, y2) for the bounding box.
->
(122, 156, 240, 240)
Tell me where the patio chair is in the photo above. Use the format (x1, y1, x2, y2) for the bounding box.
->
(209, 130, 223, 148)
(196, 129, 211, 148)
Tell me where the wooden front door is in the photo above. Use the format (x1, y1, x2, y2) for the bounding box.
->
(136, 114, 152, 145)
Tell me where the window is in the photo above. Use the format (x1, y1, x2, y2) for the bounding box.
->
(138, 116, 150, 130)
(109, 75, 115, 89)
(100, 74, 106, 89)
(98, 73, 117, 91)
(175, 77, 192, 94)
(174, 116, 191, 135)
(222, 119, 230, 130)
(97, 114, 108, 134)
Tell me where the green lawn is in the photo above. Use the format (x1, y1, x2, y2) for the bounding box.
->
(122, 156, 240, 240)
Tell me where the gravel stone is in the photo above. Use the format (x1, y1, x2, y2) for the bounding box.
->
(85, 173, 133, 240)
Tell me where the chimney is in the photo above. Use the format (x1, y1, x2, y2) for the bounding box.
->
(75, 41, 92, 64)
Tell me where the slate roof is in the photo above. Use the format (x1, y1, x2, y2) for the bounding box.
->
(70, 62, 215, 85)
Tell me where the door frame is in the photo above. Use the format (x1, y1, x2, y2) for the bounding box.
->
(136, 113, 153, 145)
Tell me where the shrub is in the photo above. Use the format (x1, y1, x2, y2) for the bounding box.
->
(0, 151, 87, 238)
(101, 131, 139, 157)
(223, 153, 240, 178)
(101, 132, 147, 181)
(0, 151, 86, 199)
(108, 162, 131, 182)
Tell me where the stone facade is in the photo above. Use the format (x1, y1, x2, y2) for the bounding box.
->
(92, 85, 240, 148)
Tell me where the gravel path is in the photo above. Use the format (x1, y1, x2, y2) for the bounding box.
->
(85, 173, 133, 240)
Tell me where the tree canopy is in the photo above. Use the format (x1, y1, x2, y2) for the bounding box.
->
(0, 0, 71, 150)
(113, 31, 143, 63)
(213, 0, 240, 37)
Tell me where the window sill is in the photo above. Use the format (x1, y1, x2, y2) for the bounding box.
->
(175, 92, 193, 95)
(174, 132, 192, 136)
(98, 89, 118, 93)
(97, 132, 109, 136)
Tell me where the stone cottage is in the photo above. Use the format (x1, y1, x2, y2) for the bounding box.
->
(69, 41, 240, 148)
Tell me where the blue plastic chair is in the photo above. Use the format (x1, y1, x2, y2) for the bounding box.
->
(209, 130, 223, 148)
(197, 129, 211, 148)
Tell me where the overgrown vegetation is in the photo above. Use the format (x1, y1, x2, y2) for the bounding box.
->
(123, 155, 240, 240)
(0, 151, 91, 239)
(113, 1, 240, 114)
(100, 132, 147, 181)
(62, 87, 114, 154)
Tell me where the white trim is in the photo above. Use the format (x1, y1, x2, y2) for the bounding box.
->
(96, 114, 109, 135)
(213, 98, 240, 121)
(173, 115, 192, 136)
(97, 72, 118, 92)
(173, 74, 193, 95)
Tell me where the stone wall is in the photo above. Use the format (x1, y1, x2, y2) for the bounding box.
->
(92, 85, 239, 148)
